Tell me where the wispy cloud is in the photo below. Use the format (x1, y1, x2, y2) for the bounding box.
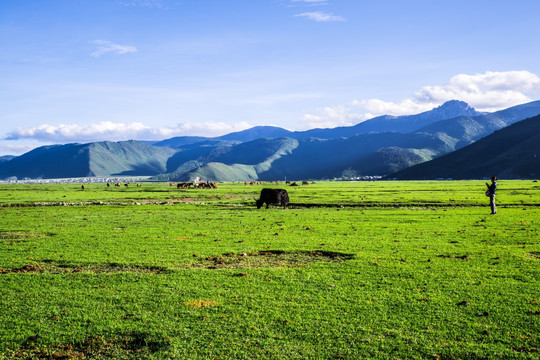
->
(291, 0, 328, 4)
(300, 70, 540, 129)
(5, 121, 253, 143)
(90, 40, 138, 58)
(117, 0, 165, 8)
(0, 143, 38, 157)
(294, 11, 345, 22)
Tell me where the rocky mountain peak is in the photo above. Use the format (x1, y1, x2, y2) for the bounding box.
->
(433, 100, 479, 118)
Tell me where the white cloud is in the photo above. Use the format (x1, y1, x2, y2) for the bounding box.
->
(90, 40, 138, 58)
(300, 105, 365, 129)
(300, 70, 540, 128)
(294, 11, 345, 22)
(412, 70, 540, 112)
(5, 121, 253, 143)
(351, 99, 437, 118)
(172, 121, 253, 137)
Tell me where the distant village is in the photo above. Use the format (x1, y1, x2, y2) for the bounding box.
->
(0, 177, 151, 184)
(0, 175, 386, 184)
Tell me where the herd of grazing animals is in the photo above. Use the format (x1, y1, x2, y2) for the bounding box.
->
(175, 182, 217, 189)
(80, 181, 307, 208)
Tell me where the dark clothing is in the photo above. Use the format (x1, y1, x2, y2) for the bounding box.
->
(487, 181, 497, 214)
(487, 181, 497, 195)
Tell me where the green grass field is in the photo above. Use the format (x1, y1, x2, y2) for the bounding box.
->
(0, 181, 539, 359)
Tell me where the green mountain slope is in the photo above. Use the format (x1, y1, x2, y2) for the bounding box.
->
(346, 147, 438, 177)
(165, 138, 299, 182)
(87, 141, 178, 176)
(171, 132, 451, 182)
(0, 141, 177, 179)
(257, 132, 453, 180)
(181, 163, 260, 182)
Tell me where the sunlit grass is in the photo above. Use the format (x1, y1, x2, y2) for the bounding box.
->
(0, 180, 538, 359)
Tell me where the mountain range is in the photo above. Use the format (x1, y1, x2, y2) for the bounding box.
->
(152, 100, 482, 146)
(1, 100, 539, 181)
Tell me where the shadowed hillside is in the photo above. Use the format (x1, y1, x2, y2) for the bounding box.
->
(0, 155, 16, 163)
(390, 115, 540, 179)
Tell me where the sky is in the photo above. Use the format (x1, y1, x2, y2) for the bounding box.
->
(1, 0, 540, 156)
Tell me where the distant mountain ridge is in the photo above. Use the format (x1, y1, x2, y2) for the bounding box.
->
(2, 100, 540, 180)
(298, 100, 482, 138)
(154, 100, 483, 148)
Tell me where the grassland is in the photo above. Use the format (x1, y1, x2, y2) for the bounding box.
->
(0, 180, 538, 359)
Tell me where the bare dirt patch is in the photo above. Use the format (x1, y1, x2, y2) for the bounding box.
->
(190, 250, 355, 269)
(9, 332, 169, 359)
(0, 261, 170, 274)
(0, 230, 54, 244)
(178, 197, 200, 202)
(221, 194, 238, 198)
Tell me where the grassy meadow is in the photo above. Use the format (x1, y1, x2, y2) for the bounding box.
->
(0, 180, 539, 359)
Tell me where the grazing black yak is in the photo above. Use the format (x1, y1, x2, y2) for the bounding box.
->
(256, 188, 289, 209)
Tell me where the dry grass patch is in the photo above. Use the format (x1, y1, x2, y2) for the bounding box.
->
(184, 299, 220, 308)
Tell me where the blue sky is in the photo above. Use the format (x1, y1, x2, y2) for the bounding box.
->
(1, 0, 540, 155)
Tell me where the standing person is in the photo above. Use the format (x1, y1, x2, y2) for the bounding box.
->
(486, 176, 498, 214)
